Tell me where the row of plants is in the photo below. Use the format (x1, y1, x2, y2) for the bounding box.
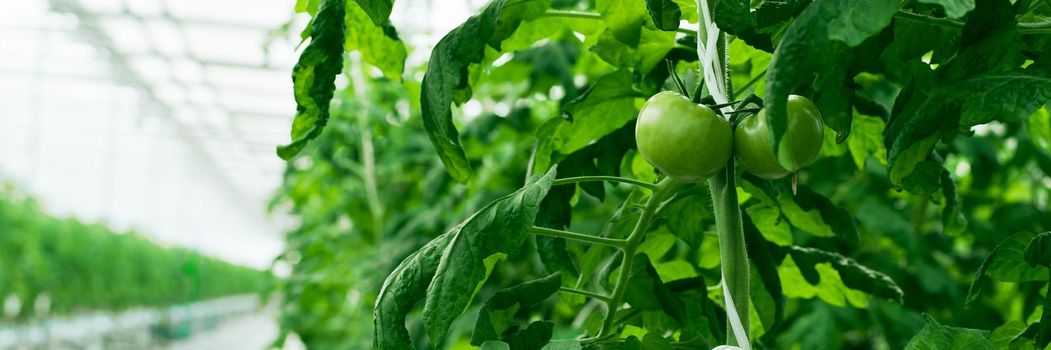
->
(272, 0, 1051, 348)
(0, 184, 270, 320)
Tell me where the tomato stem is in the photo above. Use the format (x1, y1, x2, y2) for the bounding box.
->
(697, 0, 750, 345)
(708, 160, 750, 346)
(597, 177, 681, 337)
(528, 226, 628, 249)
(558, 287, 611, 302)
(551, 176, 657, 190)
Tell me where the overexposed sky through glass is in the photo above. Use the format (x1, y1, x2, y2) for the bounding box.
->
(0, 0, 476, 268)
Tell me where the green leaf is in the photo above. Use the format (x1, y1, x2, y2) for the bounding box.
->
(966, 232, 1048, 307)
(657, 186, 712, 249)
(940, 171, 967, 233)
(791, 185, 859, 248)
(345, 3, 406, 79)
(904, 315, 994, 350)
(373, 234, 454, 349)
(887, 69, 1051, 187)
(779, 254, 868, 308)
(788, 246, 903, 303)
(553, 70, 646, 155)
(277, 0, 345, 160)
(825, 0, 896, 46)
(915, 0, 975, 19)
(353, 0, 394, 26)
(1025, 232, 1051, 268)
(508, 321, 555, 350)
(420, 0, 553, 182)
(471, 273, 562, 345)
(766, 0, 893, 150)
(984, 231, 1049, 283)
(885, 0, 1043, 187)
(746, 204, 793, 246)
(645, 0, 681, 31)
(990, 321, 1028, 349)
(597, 0, 646, 46)
(423, 167, 557, 343)
(624, 253, 687, 323)
(742, 212, 785, 333)
(846, 114, 888, 170)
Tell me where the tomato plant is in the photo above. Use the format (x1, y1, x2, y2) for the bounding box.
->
(273, 0, 1051, 349)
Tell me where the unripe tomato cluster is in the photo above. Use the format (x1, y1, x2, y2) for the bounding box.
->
(635, 92, 824, 182)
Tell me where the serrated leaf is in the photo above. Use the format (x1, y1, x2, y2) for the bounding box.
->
(779, 255, 868, 308)
(553, 70, 646, 155)
(657, 187, 712, 248)
(1025, 232, 1051, 268)
(471, 273, 562, 345)
(788, 246, 903, 303)
(791, 185, 859, 248)
(353, 0, 394, 26)
(597, 0, 646, 46)
(846, 114, 888, 170)
(885, 0, 1044, 188)
(645, 0, 682, 31)
(509, 321, 555, 350)
(825, 0, 896, 46)
(966, 231, 1049, 307)
(277, 0, 345, 159)
(423, 168, 557, 343)
(904, 315, 994, 350)
(345, 3, 406, 79)
(624, 253, 687, 323)
(420, 0, 553, 182)
(373, 234, 453, 349)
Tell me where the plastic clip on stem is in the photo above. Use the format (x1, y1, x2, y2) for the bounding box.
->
(695, 0, 751, 349)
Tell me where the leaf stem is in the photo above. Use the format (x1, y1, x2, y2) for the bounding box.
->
(543, 9, 602, 19)
(552, 176, 656, 190)
(528, 226, 628, 248)
(559, 287, 611, 302)
(733, 70, 766, 99)
(597, 177, 681, 337)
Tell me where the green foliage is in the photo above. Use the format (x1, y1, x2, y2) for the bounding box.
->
(277, 0, 346, 159)
(274, 0, 1051, 348)
(0, 187, 267, 319)
(420, 0, 553, 182)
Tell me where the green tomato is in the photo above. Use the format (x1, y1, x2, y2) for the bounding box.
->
(635, 91, 733, 182)
(734, 95, 825, 179)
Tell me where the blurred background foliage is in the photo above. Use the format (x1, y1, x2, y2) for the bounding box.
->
(0, 185, 269, 321)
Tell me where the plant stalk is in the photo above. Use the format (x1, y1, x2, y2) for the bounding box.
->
(597, 177, 680, 337)
(697, 0, 749, 345)
(708, 162, 749, 345)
